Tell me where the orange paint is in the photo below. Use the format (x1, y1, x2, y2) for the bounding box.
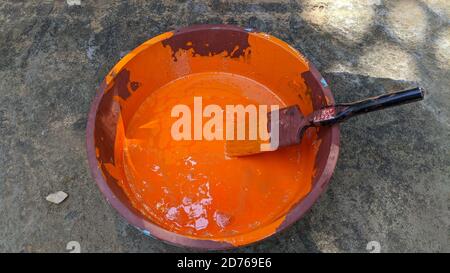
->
(95, 28, 323, 246)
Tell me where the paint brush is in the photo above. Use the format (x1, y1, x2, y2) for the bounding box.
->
(225, 87, 425, 157)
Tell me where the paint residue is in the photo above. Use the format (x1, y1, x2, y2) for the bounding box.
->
(117, 72, 320, 243)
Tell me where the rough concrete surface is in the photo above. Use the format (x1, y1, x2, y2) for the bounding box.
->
(0, 0, 449, 252)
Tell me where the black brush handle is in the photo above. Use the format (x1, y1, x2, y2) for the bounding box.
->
(312, 87, 425, 126)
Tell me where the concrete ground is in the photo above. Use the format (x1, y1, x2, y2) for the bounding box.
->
(0, 0, 449, 252)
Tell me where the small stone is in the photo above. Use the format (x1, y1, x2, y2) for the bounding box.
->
(66, 0, 81, 6)
(46, 191, 68, 204)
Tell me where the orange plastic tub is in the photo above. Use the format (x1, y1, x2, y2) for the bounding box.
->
(86, 25, 339, 249)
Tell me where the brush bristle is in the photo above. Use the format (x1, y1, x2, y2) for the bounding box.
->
(224, 139, 265, 157)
